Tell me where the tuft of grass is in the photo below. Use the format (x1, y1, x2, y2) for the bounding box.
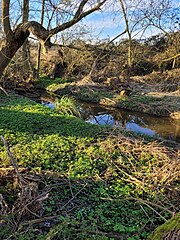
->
(55, 96, 81, 117)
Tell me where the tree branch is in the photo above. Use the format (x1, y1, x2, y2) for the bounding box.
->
(14, 1, 107, 50)
(49, 0, 107, 35)
(22, 0, 29, 23)
(162, 53, 180, 62)
(2, 0, 13, 41)
(0, 136, 25, 189)
(75, 0, 89, 18)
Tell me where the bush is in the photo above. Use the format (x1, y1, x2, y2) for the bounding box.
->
(131, 59, 157, 76)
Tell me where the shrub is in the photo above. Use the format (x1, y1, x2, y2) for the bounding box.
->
(131, 59, 157, 76)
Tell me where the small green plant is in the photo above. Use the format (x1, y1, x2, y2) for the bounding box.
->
(55, 96, 81, 117)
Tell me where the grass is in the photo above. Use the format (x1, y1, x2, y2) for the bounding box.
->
(55, 96, 81, 117)
(34, 77, 74, 90)
(115, 95, 180, 116)
(0, 93, 179, 239)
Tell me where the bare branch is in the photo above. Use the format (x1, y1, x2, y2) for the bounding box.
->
(2, 0, 13, 41)
(162, 53, 180, 62)
(0, 136, 25, 189)
(22, 0, 29, 23)
(75, 0, 89, 18)
(21, 21, 51, 47)
(49, 0, 107, 35)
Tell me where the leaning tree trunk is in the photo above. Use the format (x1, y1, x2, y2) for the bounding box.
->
(0, 32, 29, 78)
(0, 0, 29, 78)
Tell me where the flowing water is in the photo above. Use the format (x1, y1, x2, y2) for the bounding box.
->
(40, 97, 180, 142)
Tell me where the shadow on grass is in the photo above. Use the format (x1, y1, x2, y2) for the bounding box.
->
(0, 107, 102, 138)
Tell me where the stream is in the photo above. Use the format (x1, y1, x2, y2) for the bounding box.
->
(39, 97, 180, 143)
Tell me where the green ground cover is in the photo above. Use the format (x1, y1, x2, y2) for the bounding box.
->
(0, 93, 179, 239)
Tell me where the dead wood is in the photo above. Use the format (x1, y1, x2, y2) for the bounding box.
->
(0, 136, 49, 227)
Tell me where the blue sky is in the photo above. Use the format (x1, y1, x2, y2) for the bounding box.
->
(1, 0, 179, 43)
(82, 0, 180, 41)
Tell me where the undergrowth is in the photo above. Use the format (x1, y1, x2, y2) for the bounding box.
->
(0, 93, 179, 240)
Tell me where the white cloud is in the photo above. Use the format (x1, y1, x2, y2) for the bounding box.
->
(173, 0, 180, 8)
(82, 8, 125, 40)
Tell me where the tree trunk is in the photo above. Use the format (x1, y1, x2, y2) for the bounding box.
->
(22, 0, 30, 70)
(0, 33, 29, 78)
(37, 0, 45, 78)
(119, 0, 132, 79)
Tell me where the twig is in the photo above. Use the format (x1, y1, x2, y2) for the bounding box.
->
(0, 85, 8, 95)
(100, 196, 174, 217)
(0, 136, 25, 189)
(60, 183, 87, 210)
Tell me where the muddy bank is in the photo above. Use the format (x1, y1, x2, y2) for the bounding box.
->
(5, 69, 179, 119)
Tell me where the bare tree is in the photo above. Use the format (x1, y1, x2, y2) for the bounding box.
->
(0, 0, 107, 78)
(135, 0, 180, 69)
(119, 0, 132, 68)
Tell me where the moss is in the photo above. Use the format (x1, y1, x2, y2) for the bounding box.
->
(148, 212, 180, 240)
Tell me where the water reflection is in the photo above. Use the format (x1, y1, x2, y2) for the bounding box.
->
(81, 103, 180, 142)
(41, 99, 180, 142)
(42, 101, 56, 109)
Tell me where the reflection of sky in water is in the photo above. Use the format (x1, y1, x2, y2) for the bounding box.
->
(42, 101, 55, 109)
(86, 114, 115, 125)
(87, 114, 156, 136)
(126, 122, 156, 136)
(40, 100, 179, 141)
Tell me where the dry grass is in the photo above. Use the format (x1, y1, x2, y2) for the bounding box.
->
(98, 132, 180, 213)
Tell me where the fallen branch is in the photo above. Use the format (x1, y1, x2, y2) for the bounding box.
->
(0, 136, 25, 188)
(0, 136, 49, 226)
(0, 85, 8, 95)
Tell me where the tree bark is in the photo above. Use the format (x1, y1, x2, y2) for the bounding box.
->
(22, 0, 29, 64)
(2, 0, 13, 41)
(119, 0, 132, 78)
(0, 31, 29, 77)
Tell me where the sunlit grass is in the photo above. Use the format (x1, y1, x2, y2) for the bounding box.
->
(55, 96, 81, 117)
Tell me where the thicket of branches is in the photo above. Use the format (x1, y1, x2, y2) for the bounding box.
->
(0, 0, 180, 84)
